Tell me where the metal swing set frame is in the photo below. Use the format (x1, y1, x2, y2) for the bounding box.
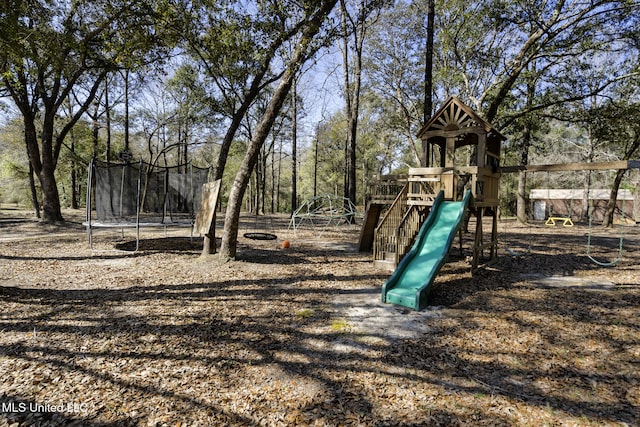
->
(499, 160, 640, 266)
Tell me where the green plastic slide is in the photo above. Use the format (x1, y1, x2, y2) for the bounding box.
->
(381, 189, 471, 311)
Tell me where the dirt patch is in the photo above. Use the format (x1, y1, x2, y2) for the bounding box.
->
(0, 208, 638, 426)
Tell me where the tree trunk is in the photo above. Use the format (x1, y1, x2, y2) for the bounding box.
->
(105, 76, 111, 163)
(28, 161, 40, 219)
(71, 139, 78, 209)
(291, 77, 298, 213)
(603, 132, 640, 227)
(423, 0, 435, 124)
(123, 69, 130, 153)
(516, 170, 527, 222)
(201, 235, 215, 255)
(23, 117, 64, 223)
(516, 122, 531, 223)
(263, 133, 277, 214)
(220, 75, 300, 259)
(313, 126, 319, 199)
(258, 148, 267, 215)
(340, 2, 352, 202)
(602, 169, 625, 227)
(583, 170, 593, 222)
(277, 138, 283, 212)
(271, 138, 276, 214)
(39, 162, 64, 223)
(219, 0, 338, 259)
(516, 61, 536, 223)
(340, 0, 365, 210)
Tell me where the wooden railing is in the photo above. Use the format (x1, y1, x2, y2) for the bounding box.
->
(474, 170, 500, 206)
(407, 175, 445, 203)
(393, 204, 429, 265)
(373, 178, 438, 268)
(373, 183, 410, 265)
(369, 174, 407, 203)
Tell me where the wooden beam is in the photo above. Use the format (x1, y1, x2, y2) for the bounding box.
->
(499, 160, 640, 173)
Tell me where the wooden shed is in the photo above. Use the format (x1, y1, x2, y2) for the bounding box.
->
(530, 189, 635, 222)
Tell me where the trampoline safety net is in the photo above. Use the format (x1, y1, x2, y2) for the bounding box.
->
(92, 160, 209, 223)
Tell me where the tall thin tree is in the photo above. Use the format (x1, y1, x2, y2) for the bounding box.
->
(220, 0, 340, 259)
(423, 0, 435, 124)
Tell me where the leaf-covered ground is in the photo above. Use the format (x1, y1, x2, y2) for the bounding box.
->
(0, 207, 638, 426)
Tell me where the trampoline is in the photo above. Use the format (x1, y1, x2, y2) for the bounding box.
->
(84, 158, 209, 252)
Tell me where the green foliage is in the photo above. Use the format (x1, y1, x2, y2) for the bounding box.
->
(0, 117, 32, 206)
(2, 0, 638, 219)
(298, 112, 345, 200)
(182, 1, 292, 117)
(0, 159, 32, 205)
(0, 0, 179, 221)
(363, 1, 425, 159)
(54, 119, 96, 208)
(297, 94, 414, 206)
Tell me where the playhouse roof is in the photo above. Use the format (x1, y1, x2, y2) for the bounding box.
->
(417, 96, 505, 142)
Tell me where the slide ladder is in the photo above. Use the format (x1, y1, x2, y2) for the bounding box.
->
(381, 190, 471, 311)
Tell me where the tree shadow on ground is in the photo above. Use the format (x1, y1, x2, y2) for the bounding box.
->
(1, 254, 637, 425)
(0, 221, 638, 425)
(114, 237, 204, 253)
